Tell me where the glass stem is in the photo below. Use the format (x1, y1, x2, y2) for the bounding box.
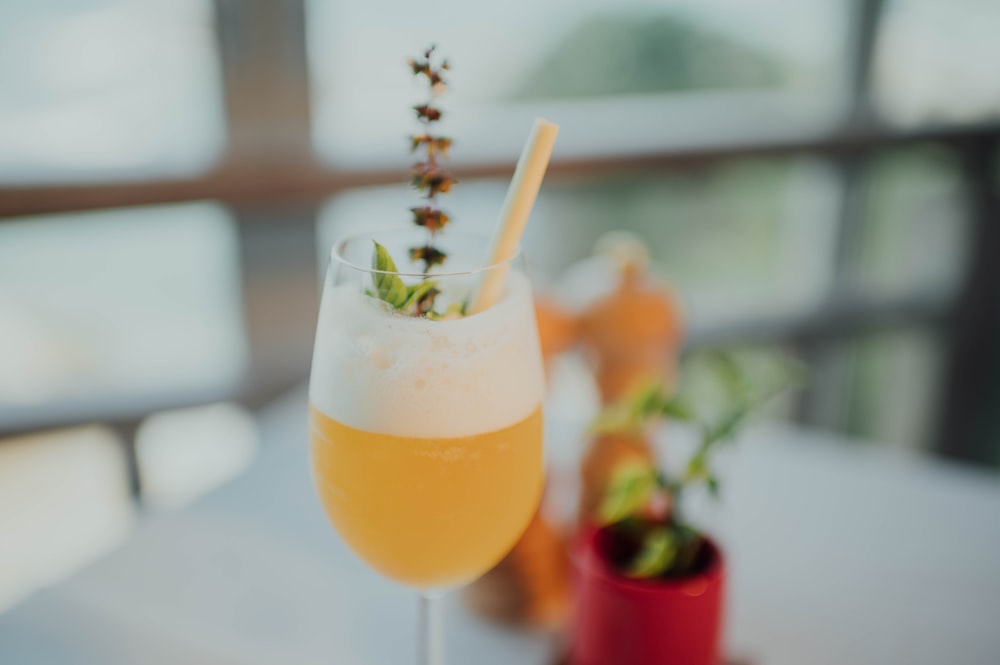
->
(419, 590, 444, 665)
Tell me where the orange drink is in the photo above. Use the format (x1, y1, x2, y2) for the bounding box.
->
(310, 405, 543, 587)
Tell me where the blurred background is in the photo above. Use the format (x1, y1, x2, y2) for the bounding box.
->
(1, 0, 998, 616)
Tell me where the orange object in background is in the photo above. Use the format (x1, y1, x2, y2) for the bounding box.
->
(464, 504, 572, 629)
(310, 405, 544, 589)
(579, 235, 683, 405)
(535, 296, 581, 359)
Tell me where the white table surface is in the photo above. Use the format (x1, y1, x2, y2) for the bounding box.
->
(1, 386, 999, 665)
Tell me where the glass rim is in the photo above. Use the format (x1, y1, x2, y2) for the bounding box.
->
(329, 227, 522, 278)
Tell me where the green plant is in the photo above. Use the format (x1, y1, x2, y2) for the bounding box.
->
(592, 349, 803, 579)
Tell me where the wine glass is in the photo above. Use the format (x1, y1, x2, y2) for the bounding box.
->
(309, 228, 545, 665)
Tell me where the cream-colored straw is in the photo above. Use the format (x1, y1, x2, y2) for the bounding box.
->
(468, 118, 559, 314)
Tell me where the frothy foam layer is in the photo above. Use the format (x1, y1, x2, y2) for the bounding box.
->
(309, 270, 544, 438)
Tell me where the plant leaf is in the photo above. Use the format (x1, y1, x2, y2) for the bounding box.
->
(632, 382, 665, 419)
(414, 288, 439, 317)
(414, 104, 443, 122)
(707, 405, 751, 444)
(410, 162, 458, 197)
(404, 280, 439, 309)
(627, 527, 678, 578)
(410, 206, 451, 232)
(660, 395, 695, 421)
(684, 450, 709, 483)
(590, 381, 667, 434)
(670, 525, 704, 576)
(712, 350, 751, 399)
(427, 302, 465, 321)
(706, 475, 720, 499)
(371, 241, 408, 309)
(409, 244, 448, 269)
(597, 460, 658, 525)
(589, 403, 641, 435)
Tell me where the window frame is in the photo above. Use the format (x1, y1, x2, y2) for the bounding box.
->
(1, 0, 998, 479)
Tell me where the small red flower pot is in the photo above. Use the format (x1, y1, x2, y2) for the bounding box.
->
(569, 528, 725, 665)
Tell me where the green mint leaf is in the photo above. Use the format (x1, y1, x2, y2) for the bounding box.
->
(598, 461, 658, 525)
(404, 280, 439, 316)
(371, 241, 408, 309)
(404, 280, 439, 309)
(414, 289, 439, 316)
(627, 527, 678, 578)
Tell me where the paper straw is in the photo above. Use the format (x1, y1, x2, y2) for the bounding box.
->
(468, 118, 559, 314)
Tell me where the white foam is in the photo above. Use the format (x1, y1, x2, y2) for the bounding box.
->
(309, 270, 544, 438)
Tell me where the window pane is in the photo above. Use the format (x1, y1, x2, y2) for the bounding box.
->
(873, 0, 1000, 126)
(0, 426, 133, 612)
(317, 157, 839, 330)
(307, 0, 848, 166)
(0, 203, 247, 430)
(0, 0, 225, 183)
(137, 402, 258, 511)
(853, 145, 968, 299)
(843, 328, 943, 452)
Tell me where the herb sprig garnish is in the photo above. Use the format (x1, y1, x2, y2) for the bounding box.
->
(370, 45, 458, 317)
(408, 44, 455, 272)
